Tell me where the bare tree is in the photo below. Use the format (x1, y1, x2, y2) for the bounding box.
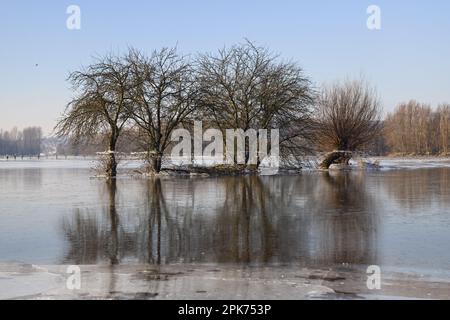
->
(196, 40, 315, 167)
(315, 79, 382, 167)
(55, 54, 133, 177)
(127, 48, 196, 173)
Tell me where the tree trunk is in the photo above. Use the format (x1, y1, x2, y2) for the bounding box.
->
(149, 152, 163, 173)
(109, 152, 117, 177)
(108, 137, 118, 178)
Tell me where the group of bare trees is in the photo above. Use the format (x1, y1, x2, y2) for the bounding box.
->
(55, 41, 393, 176)
(56, 41, 322, 176)
(0, 127, 42, 157)
(384, 101, 450, 155)
(55, 47, 201, 176)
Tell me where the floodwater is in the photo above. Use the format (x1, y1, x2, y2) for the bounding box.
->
(0, 159, 449, 298)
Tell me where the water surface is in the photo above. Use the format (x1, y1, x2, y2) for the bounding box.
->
(0, 160, 449, 278)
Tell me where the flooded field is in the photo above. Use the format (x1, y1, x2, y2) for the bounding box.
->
(0, 159, 449, 299)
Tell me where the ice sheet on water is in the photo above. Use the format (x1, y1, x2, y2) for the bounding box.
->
(0, 159, 94, 169)
(369, 157, 450, 170)
(0, 158, 144, 170)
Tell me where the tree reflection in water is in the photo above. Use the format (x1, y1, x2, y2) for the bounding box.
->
(61, 173, 378, 267)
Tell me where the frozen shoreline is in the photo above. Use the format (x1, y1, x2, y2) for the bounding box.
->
(0, 262, 448, 300)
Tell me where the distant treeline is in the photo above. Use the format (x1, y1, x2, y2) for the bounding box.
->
(385, 101, 450, 155)
(4, 103, 450, 158)
(0, 127, 42, 157)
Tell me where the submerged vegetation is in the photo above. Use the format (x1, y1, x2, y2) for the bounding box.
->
(55, 41, 321, 177)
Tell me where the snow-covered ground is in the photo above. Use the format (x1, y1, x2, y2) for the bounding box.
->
(1, 262, 448, 300)
(0, 263, 333, 300)
(2, 156, 450, 171)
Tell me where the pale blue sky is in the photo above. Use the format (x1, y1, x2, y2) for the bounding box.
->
(1, 0, 449, 135)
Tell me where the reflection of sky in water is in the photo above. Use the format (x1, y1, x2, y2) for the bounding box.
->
(0, 162, 449, 276)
